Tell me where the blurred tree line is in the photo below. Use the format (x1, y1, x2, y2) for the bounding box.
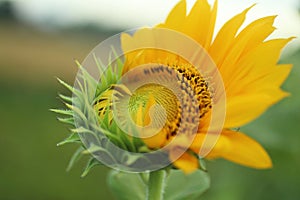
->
(0, 0, 123, 37)
(0, 1, 16, 21)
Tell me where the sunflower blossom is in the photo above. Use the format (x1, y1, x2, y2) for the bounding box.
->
(54, 0, 293, 175)
(98, 0, 293, 173)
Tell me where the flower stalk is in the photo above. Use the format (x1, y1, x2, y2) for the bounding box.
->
(147, 170, 166, 200)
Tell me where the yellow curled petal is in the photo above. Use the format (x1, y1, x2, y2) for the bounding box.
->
(141, 128, 167, 149)
(170, 149, 199, 174)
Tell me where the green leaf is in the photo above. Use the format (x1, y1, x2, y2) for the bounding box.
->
(164, 170, 210, 200)
(107, 170, 147, 200)
(107, 169, 210, 200)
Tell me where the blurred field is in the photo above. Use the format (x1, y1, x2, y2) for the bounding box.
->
(0, 20, 116, 199)
(0, 21, 112, 84)
(1, 15, 300, 200)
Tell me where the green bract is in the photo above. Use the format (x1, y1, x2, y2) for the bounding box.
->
(52, 56, 151, 176)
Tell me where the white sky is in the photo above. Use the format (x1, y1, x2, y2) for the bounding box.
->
(12, 0, 300, 49)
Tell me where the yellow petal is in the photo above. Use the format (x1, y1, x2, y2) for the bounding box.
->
(224, 89, 289, 128)
(190, 130, 272, 169)
(218, 130, 272, 169)
(135, 103, 144, 126)
(237, 16, 276, 53)
(121, 33, 136, 58)
(170, 149, 199, 174)
(232, 64, 292, 98)
(141, 129, 167, 149)
(132, 92, 168, 148)
(120, 33, 137, 73)
(225, 38, 293, 95)
(244, 64, 292, 92)
(209, 5, 253, 66)
(190, 133, 227, 158)
(204, 0, 218, 49)
(182, 0, 213, 47)
(219, 16, 277, 81)
(143, 94, 156, 126)
(158, 0, 186, 30)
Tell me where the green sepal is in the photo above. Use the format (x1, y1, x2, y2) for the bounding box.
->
(57, 117, 74, 126)
(56, 78, 82, 99)
(198, 158, 207, 172)
(54, 54, 137, 177)
(58, 93, 73, 103)
(57, 133, 81, 146)
(50, 108, 73, 116)
(81, 158, 101, 177)
(66, 146, 85, 172)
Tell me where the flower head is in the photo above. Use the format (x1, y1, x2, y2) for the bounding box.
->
(114, 0, 293, 173)
(54, 0, 293, 175)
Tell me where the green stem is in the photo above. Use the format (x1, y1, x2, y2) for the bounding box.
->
(147, 170, 166, 200)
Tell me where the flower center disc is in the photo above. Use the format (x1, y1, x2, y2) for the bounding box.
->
(104, 63, 213, 149)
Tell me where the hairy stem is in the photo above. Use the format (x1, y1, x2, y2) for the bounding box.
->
(147, 170, 166, 200)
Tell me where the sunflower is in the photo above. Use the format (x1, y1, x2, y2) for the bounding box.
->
(97, 0, 293, 174)
(53, 0, 293, 176)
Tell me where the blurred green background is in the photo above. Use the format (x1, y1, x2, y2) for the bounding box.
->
(0, 1, 299, 200)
